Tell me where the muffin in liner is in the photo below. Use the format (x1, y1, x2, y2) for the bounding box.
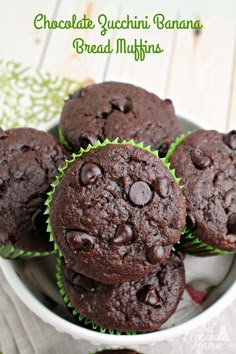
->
(56, 251, 185, 334)
(166, 133, 236, 256)
(58, 82, 182, 156)
(0, 127, 70, 259)
(56, 256, 136, 335)
(45, 138, 183, 264)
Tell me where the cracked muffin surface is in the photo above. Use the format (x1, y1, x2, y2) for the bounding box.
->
(50, 143, 186, 283)
(169, 129, 236, 251)
(0, 127, 69, 252)
(61, 252, 185, 332)
(59, 81, 182, 157)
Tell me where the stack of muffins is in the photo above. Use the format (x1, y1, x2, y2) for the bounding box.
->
(0, 81, 236, 335)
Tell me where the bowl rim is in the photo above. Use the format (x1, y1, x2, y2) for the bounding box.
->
(1, 116, 236, 346)
(0, 256, 236, 346)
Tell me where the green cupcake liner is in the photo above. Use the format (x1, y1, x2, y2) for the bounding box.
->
(0, 244, 56, 259)
(165, 131, 192, 162)
(45, 138, 183, 255)
(166, 133, 236, 256)
(58, 127, 73, 151)
(179, 232, 236, 256)
(56, 256, 137, 335)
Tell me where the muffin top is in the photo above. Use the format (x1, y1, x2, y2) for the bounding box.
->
(50, 143, 186, 283)
(59, 81, 182, 156)
(0, 127, 69, 252)
(61, 252, 185, 332)
(169, 130, 236, 251)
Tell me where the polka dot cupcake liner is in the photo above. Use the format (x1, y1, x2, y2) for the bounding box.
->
(56, 256, 137, 335)
(166, 133, 236, 257)
(45, 138, 183, 255)
(0, 244, 56, 259)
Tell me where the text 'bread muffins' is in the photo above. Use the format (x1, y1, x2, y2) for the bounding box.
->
(47, 140, 186, 284)
(58, 252, 185, 333)
(59, 81, 182, 157)
(0, 127, 70, 258)
(168, 130, 236, 255)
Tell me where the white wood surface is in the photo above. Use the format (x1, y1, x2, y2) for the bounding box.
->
(0, 0, 58, 68)
(41, 0, 120, 83)
(104, 6, 178, 98)
(228, 37, 236, 131)
(166, 16, 236, 132)
(0, 2, 236, 353)
(1, 0, 236, 131)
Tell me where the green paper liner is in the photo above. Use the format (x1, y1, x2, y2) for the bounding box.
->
(58, 127, 73, 151)
(165, 132, 192, 162)
(166, 133, 236, 256)
(45, 138, 183, 254)
(179, 232, 236, 256)
(56, 256, 137, 335)
(0, 244, 56, 259)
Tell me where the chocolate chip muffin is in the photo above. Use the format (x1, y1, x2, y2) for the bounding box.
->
(59, 82, 181, 157)
(169, 130, 236, 252)
(0, 127, 69, 253)
(60, 252, 185, 332)
(49, 142, 186, 283)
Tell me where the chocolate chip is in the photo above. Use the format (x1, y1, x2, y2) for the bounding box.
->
(55, 159, 65, 169)
(164, 98, 172, 105)
(164, 99, 174, 114)
(129, 181, 152, 206)
(112, 224, 133, 245)
(72, 274, 95, 291)
(147, 245, 164, 265)
(224, 188, 236, 208)
(122, 176, 131, 194)
(79, 132, 98, 149)
(80, 163, 102, 185)
(69, 88, 85, 99)
(0, 228, 9, 244)
(224, 131, 236, 150)
(32, 209, 47, 232)
(154, 178, 170, 198)
(110, 96, 133, 113)
(227, 213, 236, 234)
(186, 214, 196, 230)
(137, 285, 161, 307)
(0, 179, 6, 197)
(0, 127, 8, 139)
(190, 148, 211, 169)
(66, 230, 94, 251)
(158, 143, 169, 158)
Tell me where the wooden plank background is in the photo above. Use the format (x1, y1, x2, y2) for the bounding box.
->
(0, 0, 235, 132)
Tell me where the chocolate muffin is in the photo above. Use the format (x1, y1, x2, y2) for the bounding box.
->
(60, 252, 185, 333)
(0, 127, 69, 253)
(49, 142, 186, 283)
(169, 130, 236, 252)
(59, 82, 181, 156)
(95, 350, 142, 354)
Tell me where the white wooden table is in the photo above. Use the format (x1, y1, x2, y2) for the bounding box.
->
(0, 1, 236, 353)
(1, 0, 236, 132)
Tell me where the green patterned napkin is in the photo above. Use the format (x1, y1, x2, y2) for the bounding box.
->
(0, 58, 80, 129)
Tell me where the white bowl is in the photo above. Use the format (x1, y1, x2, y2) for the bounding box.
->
(0, 117, 236, 347)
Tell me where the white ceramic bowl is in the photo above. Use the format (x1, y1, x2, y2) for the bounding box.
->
(0, 117, 236, 347)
